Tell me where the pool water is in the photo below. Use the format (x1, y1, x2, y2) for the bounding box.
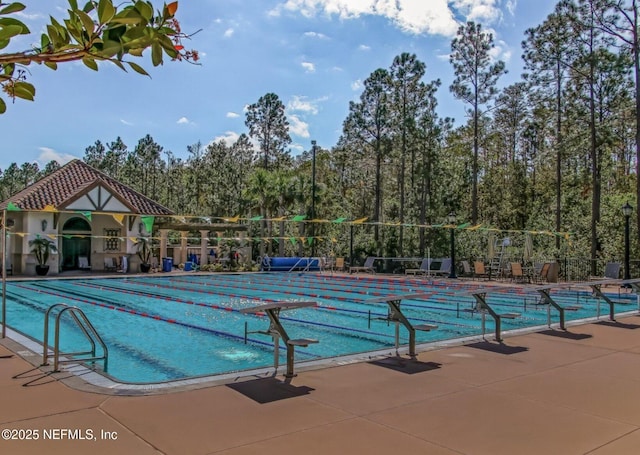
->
(3, 274, 635, 383)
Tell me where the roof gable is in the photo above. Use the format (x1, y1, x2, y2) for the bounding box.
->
(0, 160, 173, 215)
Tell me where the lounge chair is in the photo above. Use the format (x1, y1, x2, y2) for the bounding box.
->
(432, 258, 452, 276)
(603, 262, 621, 280)
(104, 257, 117, 272)
(510, 262, 526, 282)
(473, 261, 489, 280)
(405, 258, 431, 276)
(590, 262, 620, 285)
(461, 260, 473, 278)
(533, 262, 551, 283)
(331, 257, 345, 272)
(78, 256, 90, 270)
(349, 257, 376, 274)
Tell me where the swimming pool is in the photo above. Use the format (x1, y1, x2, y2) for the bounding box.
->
(3, 274, 635, 384)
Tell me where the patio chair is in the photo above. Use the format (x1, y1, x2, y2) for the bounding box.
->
(349, 256, 376, 274)
(533, 262, 551, 283)
(331, 257, 345, 272)
(510, 262, 526, 283)
(78, 256, 90, 270)
(432, 258, 452, 276)
(589, 262, 620, 285)
(461, 260, 473, 278)
(473, 261, 489, 280)
(104, 257, 117, 272)
(405, 258, 431, 276)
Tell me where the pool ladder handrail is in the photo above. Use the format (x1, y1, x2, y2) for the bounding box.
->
(42, 303, 108, 373)
(287, 257, 318, 273)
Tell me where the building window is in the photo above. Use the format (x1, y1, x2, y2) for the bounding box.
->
(104, 229, 121, 252)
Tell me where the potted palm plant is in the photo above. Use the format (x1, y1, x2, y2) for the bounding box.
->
(29, 235, 58, 276)
(135, 236, 152, 273)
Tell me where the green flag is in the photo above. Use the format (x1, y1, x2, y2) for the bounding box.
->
(141, 215, 155, 232)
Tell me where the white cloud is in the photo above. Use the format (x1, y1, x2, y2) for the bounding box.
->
(211, 131, 241, 145)
(15, 11, 44, 20)
(290, 143, 305, 154)
(37, 147, 77, 166)
(304, 31, 329, 39)
(358, 44, 371, 51)
(489, 37, 512, 63)
(452, 0, 502, 24)
(270, 0, 508, 37)
(301, 61, 316, 73)
(288, 115, 310, 138)
(226, 112, 240, 118)
(288, 95, 323, 115)
(120, 119, 134, 126)
(351, 79, 363, 91)
(177, 117, 191, 124)
(223, 28, 234, 38)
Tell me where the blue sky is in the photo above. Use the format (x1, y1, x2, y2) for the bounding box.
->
(1, 0, 559, 169)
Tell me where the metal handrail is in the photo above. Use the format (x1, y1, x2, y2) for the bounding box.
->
(287, 257, 307, 272)
(288, 257, 321, 273)
(42, 303, 108, 373)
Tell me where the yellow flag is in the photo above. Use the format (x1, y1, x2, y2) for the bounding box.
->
(112, 214, 125, 225)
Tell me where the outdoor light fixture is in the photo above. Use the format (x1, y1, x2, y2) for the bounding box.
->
(448, 211, 457, 279)
(41, 219, 47, 232)
(622, 201, 633, 284)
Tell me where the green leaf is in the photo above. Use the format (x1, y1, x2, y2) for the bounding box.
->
(110, 59, 126, 71)
(135, 1, 153, 21)
(0, 97, 5, 114)
(0, 24, 24, 40)
(44, 61, 57, 70)
(97, 0, 115, 24)
(97, 39, 121, 58)
(0, 17, 30, 34)
(76, 10, 95, 34)
(12, 81, 35, 101)
(127, 61, 149, 76)
(40, 33, 50, 49)
(151, 41, 162, 66)
(0, 38, 9, 50)
(127, 47, 144, 57)
(82, 57, 98, 71)
(109, 16, 142, 25)
(0, 3, 25, 16)
(68, 0, 79, 10)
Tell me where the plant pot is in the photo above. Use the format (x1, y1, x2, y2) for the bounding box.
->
(35, 265, 49, 276)
(140, 263, 151, 273)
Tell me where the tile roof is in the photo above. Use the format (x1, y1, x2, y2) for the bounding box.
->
(0, 159, 174, 215)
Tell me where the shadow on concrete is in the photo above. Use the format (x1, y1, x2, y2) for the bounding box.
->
(595, 321, 640, 330)
(226, 377, 314, 404)
(368, 357, 442, 374)
(538, 329, 593, 340)
(465, 341, 528, 355)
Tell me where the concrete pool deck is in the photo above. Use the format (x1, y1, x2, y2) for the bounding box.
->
(2, 311, 640, 454)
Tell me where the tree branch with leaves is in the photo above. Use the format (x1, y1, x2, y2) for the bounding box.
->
(0, 0, 198, 113)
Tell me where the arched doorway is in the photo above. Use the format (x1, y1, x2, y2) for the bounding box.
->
(61, 217, 91, 270)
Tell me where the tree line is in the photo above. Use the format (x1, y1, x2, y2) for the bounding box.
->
(2, 0, 639, 269)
